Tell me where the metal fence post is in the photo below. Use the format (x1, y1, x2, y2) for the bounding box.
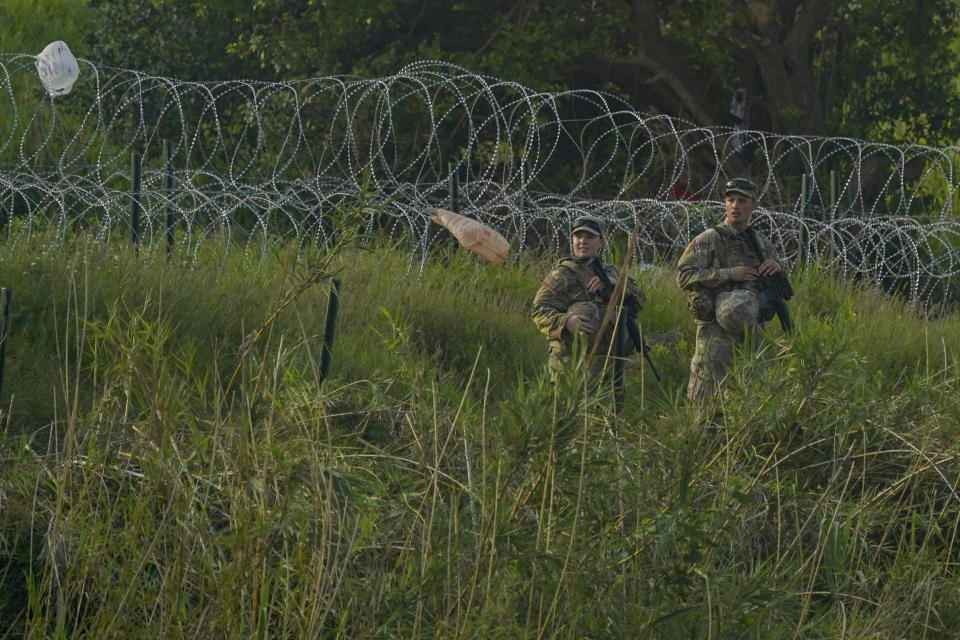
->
(448, 162, 460, 213)
(318, 277, 341, 389)
(0, 287, 11, 402)
(829, 170, 840, 219)
(798, 173, 810, 266)
(130, 151, 142, 248)
(828, 169, 841, 261)
(520, 157, 529, 214)
(164, 139, 175, 253)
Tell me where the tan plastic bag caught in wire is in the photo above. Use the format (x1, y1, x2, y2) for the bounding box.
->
(432, 208, 509, 263)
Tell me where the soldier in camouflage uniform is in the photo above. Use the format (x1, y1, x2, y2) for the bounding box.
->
(677, 178, 784, 402)
(532, 215, 646, 382)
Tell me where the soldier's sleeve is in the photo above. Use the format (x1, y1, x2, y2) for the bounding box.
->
(531, 267, 576, 340)
(676, 230, 733, 291)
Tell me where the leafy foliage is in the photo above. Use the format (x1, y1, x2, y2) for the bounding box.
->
(67, 0, 960, 147)
(0, 0, 91, 56)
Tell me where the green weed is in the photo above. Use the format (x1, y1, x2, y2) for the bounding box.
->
(1, 230, 960, 637)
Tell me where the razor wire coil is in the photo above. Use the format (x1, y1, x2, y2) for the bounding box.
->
(3, 54, 960, 304)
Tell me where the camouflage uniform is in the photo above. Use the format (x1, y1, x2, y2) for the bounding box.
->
(677, 220, 781, 402)
(532, 256, 645, 381)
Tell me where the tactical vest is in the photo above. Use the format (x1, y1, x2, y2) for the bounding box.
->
(710, 225, 766, 269)
(685, 225, 765, 323)
(549, 257, 616, 353)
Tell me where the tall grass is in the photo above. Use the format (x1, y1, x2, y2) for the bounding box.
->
(2, 229, 960, 637)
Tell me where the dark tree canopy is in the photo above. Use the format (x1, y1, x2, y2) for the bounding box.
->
(72, 0, 960, 144)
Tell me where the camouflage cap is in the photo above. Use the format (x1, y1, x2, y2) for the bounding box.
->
(572, 215, 603, 237)
(715, 288, 760, 334)
(723, 178, 758, 200)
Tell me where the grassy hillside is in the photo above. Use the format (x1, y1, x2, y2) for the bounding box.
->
(2, 229, 960, 638)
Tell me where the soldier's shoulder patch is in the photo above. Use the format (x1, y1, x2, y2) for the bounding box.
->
(690, 231, 717, 249)
(542, 274, 559, 290)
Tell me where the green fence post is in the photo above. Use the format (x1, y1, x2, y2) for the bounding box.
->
(130, 151, 142, 248)
(164, 139, 175, 253)
(798, 173, 811, 266)
(318, 277, 341, 390)
(829, 170, 840, 219)
(828, 169, 841, 261)
(449, 162, 460, 213)
(0, 287, 10, 402)
(520, 158, 529, 214)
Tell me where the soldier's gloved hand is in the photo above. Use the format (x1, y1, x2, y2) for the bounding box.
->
(564, 314, 595, 336)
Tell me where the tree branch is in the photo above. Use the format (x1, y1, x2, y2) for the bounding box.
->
(587, 55, 716, 125)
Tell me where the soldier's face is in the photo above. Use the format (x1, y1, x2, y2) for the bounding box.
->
(572, 230, 602, 258)
(724, 193, 756, 230)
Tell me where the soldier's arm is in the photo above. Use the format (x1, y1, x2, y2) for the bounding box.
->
(676, 231, 734, 291)
(532, 270, 577, 339)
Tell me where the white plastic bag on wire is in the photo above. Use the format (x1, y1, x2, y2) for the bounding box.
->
(35, 40, 79, 97)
